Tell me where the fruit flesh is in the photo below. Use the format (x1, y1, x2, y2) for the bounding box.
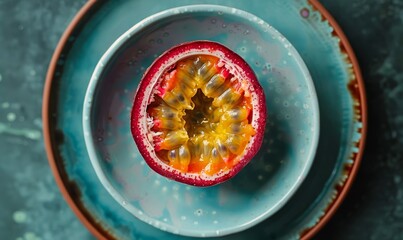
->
(147, 55, 256, 176)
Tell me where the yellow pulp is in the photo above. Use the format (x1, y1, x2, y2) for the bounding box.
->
(147, 55, 255, 175)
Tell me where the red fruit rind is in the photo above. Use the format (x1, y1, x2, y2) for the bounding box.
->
(131, 41, 266, 186)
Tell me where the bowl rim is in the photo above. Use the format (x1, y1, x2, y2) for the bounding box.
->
(42, 1, 367, 239)
(81, 4, 319, 237)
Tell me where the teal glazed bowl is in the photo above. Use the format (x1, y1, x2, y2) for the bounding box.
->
(83, 5, 319, 237)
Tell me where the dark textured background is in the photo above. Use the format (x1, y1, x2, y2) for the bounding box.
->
(0, 0, 402, 239)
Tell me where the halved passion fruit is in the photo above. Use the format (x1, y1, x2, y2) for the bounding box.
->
(131, 41, 266, 187)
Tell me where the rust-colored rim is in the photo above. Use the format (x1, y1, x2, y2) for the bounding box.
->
(42, 1, 367, 239)
(301, 0, 367, 239)
(42, 1, 107, 240)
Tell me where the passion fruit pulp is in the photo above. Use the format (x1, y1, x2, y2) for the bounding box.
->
(131, 41, 266, 186)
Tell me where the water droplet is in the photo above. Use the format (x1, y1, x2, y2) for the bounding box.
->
(243, 30, 250, 35)
(122, 201, 127, 206)
(264, 63, 272, 71)
(213, 220, 218, 224)
(300, 8, 310, 18)
(97, 137, 103, 142)
(210, 18, 217, 24)
(193, 221, 199, 225)
(217, 11, 223, 15)
(194, 209, 203, 216)
(222, 23, 227, 28)
(181, 216, 187, 220)
(216, 230, 220, 235)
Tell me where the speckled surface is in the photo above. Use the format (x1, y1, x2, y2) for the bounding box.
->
(0, 0, 401, 240)
(0, 1, 93, 239)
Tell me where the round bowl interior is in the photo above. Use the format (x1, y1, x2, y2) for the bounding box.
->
(83, 4, 319, 237)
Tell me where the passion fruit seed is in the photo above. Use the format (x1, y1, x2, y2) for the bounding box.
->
(132, 41, 266, 186)
(147, 55, 255, 176)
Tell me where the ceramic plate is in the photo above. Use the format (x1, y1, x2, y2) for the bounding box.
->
(43, 0, 366, 239)
(82, 5, 319, 237)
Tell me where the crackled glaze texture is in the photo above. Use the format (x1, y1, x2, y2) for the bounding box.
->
(83, 6, 318, 237)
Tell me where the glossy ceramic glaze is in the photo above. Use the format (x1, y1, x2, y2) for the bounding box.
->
(43, 0, 366, 239)
(82, 5, 319, 237)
